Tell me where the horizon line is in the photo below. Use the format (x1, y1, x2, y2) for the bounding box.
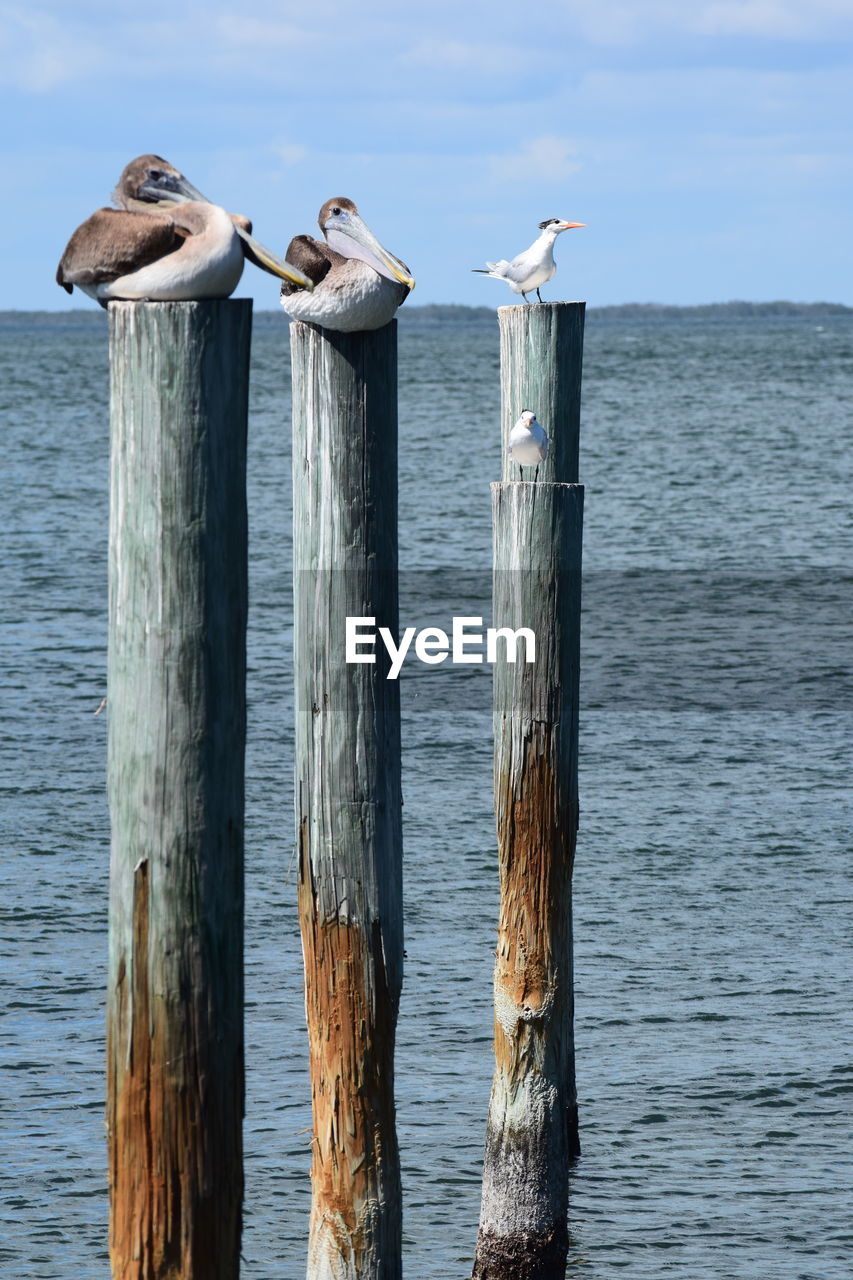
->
(2, 299, 852, 320)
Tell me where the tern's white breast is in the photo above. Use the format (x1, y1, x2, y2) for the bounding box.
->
(509, 418, 549, 465)
(506, 240, 558, 293)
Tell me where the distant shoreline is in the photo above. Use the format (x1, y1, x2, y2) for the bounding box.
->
(400, 301, 853, 322)
(3, 300, 851, 326)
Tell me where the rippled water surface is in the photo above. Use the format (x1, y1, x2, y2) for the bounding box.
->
(2, 307, 851, 1279)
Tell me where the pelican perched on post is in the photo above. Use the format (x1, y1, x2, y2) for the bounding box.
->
(56, 154, 312, 305)
(473, 217, 585, 303)
(280, 198, 415, 332)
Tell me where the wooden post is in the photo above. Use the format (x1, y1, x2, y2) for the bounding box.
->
(290, 320, 403, 1280)
(473, 302, 585, 1280)
(499, 301, 585, 484)
(106, 300, 250, 1280)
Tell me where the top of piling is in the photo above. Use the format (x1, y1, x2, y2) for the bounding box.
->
(498, 301, 585, 485)
(497, 301, 586, 317)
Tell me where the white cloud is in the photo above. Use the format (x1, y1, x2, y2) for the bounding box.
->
(214, 15, 310, 49)
(272, 142, 308, 167)
(578, 63, 852, 132)
(0, 4, 318, 92)
(566, 0, 853, 43)
(489, 136, 582, 184)
(786, 153, 837, 176)
(400, 38, 519, 74)
(697, 1, 831, 37)
(0, 6, 105, 90)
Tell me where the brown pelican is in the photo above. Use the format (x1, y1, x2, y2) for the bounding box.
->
(56, 154, 312, 304)
(280, 198, 414, 331)
(472, 217, 585, 302)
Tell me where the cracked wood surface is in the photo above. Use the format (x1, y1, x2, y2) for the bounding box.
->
(475, 300, 585, 1280)
(291, 320, 403, 1280)
(106, 301, 249, 1280)
(473, 482, 583, 1280)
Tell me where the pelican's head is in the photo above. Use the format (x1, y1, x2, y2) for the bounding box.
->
(114, 155, 209, 211)
(113, 154, 313, 291)
(538, 217, 586, 234)
(319, 198, 415, 291)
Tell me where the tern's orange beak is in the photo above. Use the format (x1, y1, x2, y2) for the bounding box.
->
(561, 221, 586, 230)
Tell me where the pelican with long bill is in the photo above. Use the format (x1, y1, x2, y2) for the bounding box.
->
(280, 197, 414, 332)
(56, 154, 313, 304)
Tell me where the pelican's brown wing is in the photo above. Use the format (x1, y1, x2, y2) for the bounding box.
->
(56, 208, 183, 293)
(279, 234, 346, 297)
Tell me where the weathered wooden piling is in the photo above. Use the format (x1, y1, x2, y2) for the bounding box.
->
(290, 320, 403, 1280)
(499, 301, 585, 484)
(106, 300, 250, 1280)
(473, 302, 585, 1280)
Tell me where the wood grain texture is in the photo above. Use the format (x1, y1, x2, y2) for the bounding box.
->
(499, 302, 585, 484)
(473, 481, 584, 1280)
(290, 320, 403, 1280)
(106, 300, 250, 1280)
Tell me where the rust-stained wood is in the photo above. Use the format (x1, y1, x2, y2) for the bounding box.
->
(473, 481, 583, 1280)
(474, 298, 585, 1280)
(290, 320, 403, 1280)
(106, 300, 250, 1280)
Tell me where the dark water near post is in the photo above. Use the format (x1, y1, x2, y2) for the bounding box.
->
(1, 307, 851, 1278)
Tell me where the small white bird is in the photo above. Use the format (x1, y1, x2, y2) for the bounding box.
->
(508, 410, 549, 473)
(473, 217, 585, 302)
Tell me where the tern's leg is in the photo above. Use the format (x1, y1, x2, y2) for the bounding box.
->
(521, 291, 529, 303)
(536, 288, 543, 303)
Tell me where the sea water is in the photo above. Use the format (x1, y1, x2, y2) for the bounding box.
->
(1, 306, 851, 1279)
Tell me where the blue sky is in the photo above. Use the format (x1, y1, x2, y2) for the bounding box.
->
(3, 0, 852, 310)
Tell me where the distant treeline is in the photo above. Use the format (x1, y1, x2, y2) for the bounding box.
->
(396, 301, 853, 322)
(3, 299, 851, 328)
(586, 300, 853, 320)
(292, 300, 852, 323)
